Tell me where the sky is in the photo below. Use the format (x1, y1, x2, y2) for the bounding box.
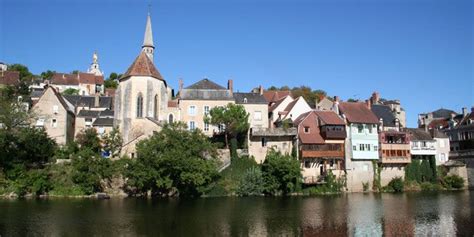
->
(1, 0, 472, 127)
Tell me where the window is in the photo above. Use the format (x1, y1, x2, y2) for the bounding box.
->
(304, 126, 310, 133)
(36, 118, 45, 127)
(204, 106, 210, 115)
(168, 114, 174, 123)
(261, 137, 267, 147)
(154, 95, 158, 119)
(254, 111, 262, 121)
(218, 124, 225, 133)
(204, 122, 209, 132)
(189, 121, 196, 130)
(441, 153, 446, 162)
(374, 145, 378, 151)
(440, 140, 445, 148)
(85, 118, 93, 128)
(98, 127, 105, 135)
(189, 105, 196, 116)
(353, 145, 357, 151)
(330, 160, 334, 167)
(136, 94, 143, 118)
(360, 144, 365, 151)
(304, 160, 311, 168)
(51, 118, 57, 128)
(368, 124, 373, 133)
(365, 144, 370, 151)
(52, 105, 59, 114)
(358, 124, 364, 133)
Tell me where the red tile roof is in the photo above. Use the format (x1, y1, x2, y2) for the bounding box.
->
(296, 111, 325, 144)
(105, 88, 116, 97)
(168, 100, 178, 108)
(339, 102, 379, 124)
(314, 111, 345, 125)
(428, 118, 449, 130)
(263, 90, 292, 103)
(0, 71, 20, 86)
(121, 51, 165, 82)
(51, 72, 103, 85)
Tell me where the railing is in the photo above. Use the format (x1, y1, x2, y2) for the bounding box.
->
(301, 144, 343, 151)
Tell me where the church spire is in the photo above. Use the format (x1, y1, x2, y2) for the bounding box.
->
(142, 11, 155, 62)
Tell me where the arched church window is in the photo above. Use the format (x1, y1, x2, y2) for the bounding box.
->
(136, 93, 143, 118)
(168, 114, 174, 123)
(154, 95, 158, 119)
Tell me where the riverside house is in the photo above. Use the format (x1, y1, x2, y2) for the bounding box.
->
(294, 110, 346, 184)
(337, 99, 380, 192)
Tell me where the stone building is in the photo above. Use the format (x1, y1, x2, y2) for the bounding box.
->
(32, 86, 75, 145)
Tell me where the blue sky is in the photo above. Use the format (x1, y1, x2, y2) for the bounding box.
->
(1, 0, 472, 127)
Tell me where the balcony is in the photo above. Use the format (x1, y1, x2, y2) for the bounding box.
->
(380, 144, 411, 164)
(320, 126, 346, 139)
(301, 144, 344, 158)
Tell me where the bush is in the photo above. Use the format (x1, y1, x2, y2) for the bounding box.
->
(261, 149, 302, 195)
(420, 182, 442, 191)
(71, 149, 109, 194)
(362, 182, 369, 192)
(304, 171, 345, 195)
(443, 175, 464, 189)
(236, 167, 264, 196)
(387, 177, 404, 193)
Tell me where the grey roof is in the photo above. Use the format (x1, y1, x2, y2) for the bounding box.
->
(405, 128, 434, 141)
(432, 108, 456, 118)
(63, 95, 113, 109)
(371, 104, 396, 127)
(100, 109, 114, 117)
(30, 89, 44, 98)
(184, 78, 226, 90)
(234, 92, 267, 104)
(143, 14, 154, 47)
(431, 129, 448, 138)
(251, 127, 297, 137)
(77, 110, 100, 118)
(92, 117, 114, 127)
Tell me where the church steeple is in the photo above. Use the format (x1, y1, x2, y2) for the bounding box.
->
(142, 12, 155, 62)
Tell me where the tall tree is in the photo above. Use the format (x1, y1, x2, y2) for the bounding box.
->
(102, 127, 123, 158)
(261, 149, 302, 195)
(76, 128, 102, 153)
(204, 103, 249, 148)
(8, 64, 33, 81)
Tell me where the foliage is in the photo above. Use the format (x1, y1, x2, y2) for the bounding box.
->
(71, 149, 110, 194)
(443, 175, 464, 189)
(236, 167, 265, 196)
(304, 170, 345, 195)
(406, 158, 437, 184)
(40, 70, 55, 80)
(125, 122, 219, 197)
(387, 177, 404, 193)
(372, 160, 381, 192)
(362, 182, 370, 192)
(102, 127, 123, 158)
(420, 182, 442, 191)
(62, 88, 80, 95)
(261, 149, 301, 195)
(76, 128, 102, 153)
(104, 72, 121, 89)
(230, 138, 238, 159)
(205, 103, 249, 148)
(8, 64, 33, 81)
(54, 141, 79, 160)
(0, 93, 35, 131)
(266, 85, 328, 107)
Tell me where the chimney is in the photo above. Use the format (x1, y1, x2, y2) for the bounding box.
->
(371, 91, 380, 104)
(332, 96, 340, 114)
(462, 107, 468, 116)
(365, 99, 372, 109)
(94, 94, 100, 107)
(395, 118, 400, 131)
(228, 79, 233, 96)
(334, 96, 339, 103)
(178, 78, 183, 93)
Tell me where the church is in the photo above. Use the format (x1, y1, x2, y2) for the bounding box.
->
(114, 13, 178, 157)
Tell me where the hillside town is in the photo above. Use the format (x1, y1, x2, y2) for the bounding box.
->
(1, 13, 472, 193)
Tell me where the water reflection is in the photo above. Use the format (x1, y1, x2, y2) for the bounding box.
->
(0, 191, 473, 236)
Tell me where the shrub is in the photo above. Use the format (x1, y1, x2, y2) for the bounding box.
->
(443, 175, 464, 189)
(387, 177, 404, 193)
(304, 171, 345, 195)
(362, 182, 369, 192)
(261, 149, 302, 195)
(236, 167, 264, 196)
(420, 182, 442, 191)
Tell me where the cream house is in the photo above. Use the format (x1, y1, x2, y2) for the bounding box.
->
(177, 78, 235, 136)
(32, 86, 75, 145)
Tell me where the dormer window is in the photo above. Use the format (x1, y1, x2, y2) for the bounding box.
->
(304, 126, 310, 133)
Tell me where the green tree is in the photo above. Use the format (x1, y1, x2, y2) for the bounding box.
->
(104, 79, 118, 89)
(204, 103, 249, 149)
(125, 122, 219, 197)
(8, 64, 33, 81)
(102, 127, 123, 158)
(76, 128, 102, 153)
(62, 88, 80, 95)
(261, 149, 301, 195)
(236, 167, 265, 196)
(71, 70, 80, 74)
(71, 149, 109, 194)
(0, 92, 34, 131)
(40, 70, 55, 80)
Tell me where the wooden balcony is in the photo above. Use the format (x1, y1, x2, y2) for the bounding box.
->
(321, 126, 346, 139)
(380, 143, 411, 164)
(301, 144, 345, 158)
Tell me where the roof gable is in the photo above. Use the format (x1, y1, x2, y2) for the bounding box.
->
(314, 111, 345, 125)
(121, 51, 165, 82)
(184, 78, 226, 90)
(339, 102, 379, 124)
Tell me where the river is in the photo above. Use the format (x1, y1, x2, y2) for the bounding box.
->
(1, 191, 473, 236)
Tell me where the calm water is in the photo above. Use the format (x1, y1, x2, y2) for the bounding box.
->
(0, 191, 473, 236)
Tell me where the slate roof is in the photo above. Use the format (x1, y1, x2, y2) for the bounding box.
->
(263, 90, 292, 103)
(405, 128, 434, 141)
(432, 108, 456, 118)
(92, 117, 114, 126)
(121, 51, 165, 82)
(234, 92, 267, 104)
(99, 109, 114, 117)
(0, 71, 20, 85)
(30, 89, 44, 98)
(184, 78, 226, 90)
(63, 95, 113, 109)
(431, 129, 448, 139)
(371, 104, 396, 127)
(314, 111, 345, 125)
(77, 110, 101, 118)
(338, 102, 379, 124)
